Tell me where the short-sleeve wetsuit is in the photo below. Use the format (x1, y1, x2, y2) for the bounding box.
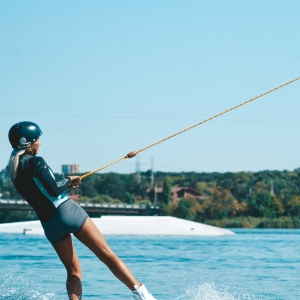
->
(13, 154, 88, 244)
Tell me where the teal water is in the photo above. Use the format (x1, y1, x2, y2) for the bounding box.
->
(0, 229, 299, 299)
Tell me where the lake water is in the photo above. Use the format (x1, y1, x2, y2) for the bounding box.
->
(0, 229, 299, 300)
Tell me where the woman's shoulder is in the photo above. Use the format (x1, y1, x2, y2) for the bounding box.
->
(28, 155, 46, 164)
(27, 156, 48, 172)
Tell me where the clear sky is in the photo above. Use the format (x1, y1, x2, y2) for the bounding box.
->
(0, 1, 299, 175)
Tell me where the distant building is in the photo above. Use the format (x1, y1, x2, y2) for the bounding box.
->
(147, 186, 206, 202)
(62, 164, 80, 175)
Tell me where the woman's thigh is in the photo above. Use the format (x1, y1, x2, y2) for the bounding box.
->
(74, 217, 114, 261)
(52, 234, 81, 276)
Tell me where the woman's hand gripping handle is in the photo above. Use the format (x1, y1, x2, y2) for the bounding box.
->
(67, 176, 81, 189)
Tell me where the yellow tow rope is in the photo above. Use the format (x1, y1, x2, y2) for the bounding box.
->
(80, 77, 300, 180)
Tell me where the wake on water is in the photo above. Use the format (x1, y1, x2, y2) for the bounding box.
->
(176, 283, 269, 300)
(0, 271, 268, 300)
(0, 269, 60, 300)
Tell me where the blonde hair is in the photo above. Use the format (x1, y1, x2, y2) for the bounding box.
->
(2, 149, 26, 183)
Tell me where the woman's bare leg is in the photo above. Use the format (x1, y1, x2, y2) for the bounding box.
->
(74, 217, 139, 291)
(53, 235, 82, 300)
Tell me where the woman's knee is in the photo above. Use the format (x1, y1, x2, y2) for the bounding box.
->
(65, 265, 82, 278)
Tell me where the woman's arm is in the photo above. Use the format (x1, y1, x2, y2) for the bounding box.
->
(29, 156, 75, 197)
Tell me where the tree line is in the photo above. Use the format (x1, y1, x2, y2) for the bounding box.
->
(1, 168, 300, 228)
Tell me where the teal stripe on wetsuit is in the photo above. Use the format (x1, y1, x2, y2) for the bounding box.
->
(33, 167, 69, 208)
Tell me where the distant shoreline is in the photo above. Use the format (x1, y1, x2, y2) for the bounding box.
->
(1, 211, 300, 229)
(206, 216, 300, 229)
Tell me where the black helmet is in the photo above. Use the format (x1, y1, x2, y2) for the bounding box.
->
(8, 121, 43, 149)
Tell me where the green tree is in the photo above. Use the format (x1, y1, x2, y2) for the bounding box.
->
(125, 192, 135, 204)
(95, 173, 127, 201)
(162, 177, 172, 205)
(78, 177, 97, 198)
(287, 196, 300, 216)
(173, 199, 193, 220)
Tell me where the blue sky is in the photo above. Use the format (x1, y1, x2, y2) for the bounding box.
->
(0, 1, 299, 175)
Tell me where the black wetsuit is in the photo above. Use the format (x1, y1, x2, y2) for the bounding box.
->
(14, 155, 70, 222)
(13, 154, 88, 244)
